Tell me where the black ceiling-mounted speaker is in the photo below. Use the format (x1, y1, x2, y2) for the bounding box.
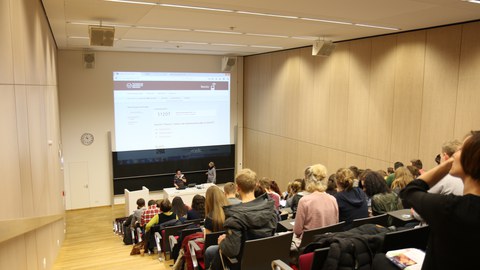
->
(89, 26, 115, 47)
(83, 52, 95, 69)
(222, 56, 237, 72)
(312, 40, 336, 57)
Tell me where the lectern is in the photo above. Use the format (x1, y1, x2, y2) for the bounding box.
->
(124, 186, 149, 216)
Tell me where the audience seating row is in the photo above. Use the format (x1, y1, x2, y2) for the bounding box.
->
(271, 224, 430, 270)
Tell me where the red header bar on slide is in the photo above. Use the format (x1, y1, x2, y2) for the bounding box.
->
(114, 81, 229, 90)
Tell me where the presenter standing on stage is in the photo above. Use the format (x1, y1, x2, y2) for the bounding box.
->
(174, 169, 187, 189)
(206, 161, 216, 184)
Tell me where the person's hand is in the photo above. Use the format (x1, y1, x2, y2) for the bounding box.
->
(217, 234, 226, 244)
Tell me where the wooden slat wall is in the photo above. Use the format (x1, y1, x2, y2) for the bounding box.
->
(243, 21, 480, 192)
(0, 0, 64, 269)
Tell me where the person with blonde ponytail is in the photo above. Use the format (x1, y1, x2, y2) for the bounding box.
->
(334, 168, 369, 230)
(293, 164, 339, 239)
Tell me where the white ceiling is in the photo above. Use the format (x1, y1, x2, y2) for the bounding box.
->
(42, 0, 480, 56)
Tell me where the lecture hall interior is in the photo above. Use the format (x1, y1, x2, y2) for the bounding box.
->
(1, 0, 480, 269)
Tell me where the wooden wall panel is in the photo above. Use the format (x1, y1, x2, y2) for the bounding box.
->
(0, 235, 28, 270)
(1, 0, 64, 269)
(27, 86, 50, 215)
(419, 25, 461, 169)
(297, 48, 315, 143)
(0, 86, 22, 219)
(365, 158, 391, 173)
(327, 148, 346, 174)
(282, 50, 301, 139)
(295, 141, 314, 177)
(14, 85, 32, 217)
(10, 0, 27, 84)
(312, 53, 333, 146)
(46, 86, 64, 213)
(243, 129, 257, 170)
(244, 55, 264, 131)
(269, 52, 288, 135)
(366, 35, 397, 161)
(243, 21, 480, 184)
(390, 31, 426, 164)
(454, 21, 480, 139)
(0, 0, 14, 84)
(346, 39, 372, 156)
(327, 43, 350, 151)
(345, 153, 367, 171)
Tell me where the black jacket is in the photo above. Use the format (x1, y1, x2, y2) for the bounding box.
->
(219, 193, 277, 257)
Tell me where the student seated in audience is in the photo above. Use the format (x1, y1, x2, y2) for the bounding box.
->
(286, 180, 302, 207)
(293, 164, 339, 243)
(187, 194, 206, 220)
(205, 168, 277, 270)
(386, 161, 404, 187)
(130, 198, 146, 230)
(411, 139, 464, 227)
(270, 180, 282, 199)
(410, 158, 425, 175)
(391, 167, 414, 194)
(171, 196, 189, 220)
(145, 198, 177, 232)
(223, 182, 241, 205)
(141, 199, 161, 228)
(334, 168, 369, 230)
(407, 165, 421, 179)
(290, 178, 307, 215)
(259, 177, 281, 210)
(397, 131, 480, 270)
(362, 171, 402, 217)
(205, 185, 228, 234)
(349, 165, 361, 188)
(326, 173, 338, 196)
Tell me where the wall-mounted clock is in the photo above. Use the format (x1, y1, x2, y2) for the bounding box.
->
(80, 132, 94, 146)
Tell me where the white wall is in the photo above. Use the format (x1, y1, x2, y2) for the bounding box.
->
(58, 51, 243, 209)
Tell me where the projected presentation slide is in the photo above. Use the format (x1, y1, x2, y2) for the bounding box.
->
(113, 72, 231, 152)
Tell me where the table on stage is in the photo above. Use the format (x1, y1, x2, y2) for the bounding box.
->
(163, 183, 216, 205)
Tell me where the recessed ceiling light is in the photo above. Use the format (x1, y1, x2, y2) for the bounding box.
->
(300, 17, 352, 25)
(211, 43, 248, 47)
(355, 23, 400, 31)
(291, 36, 320, 40)
(68, 36, 89, 39)
(136, 26, 191, 31)
(168, 41, 209, 45)
(250, 45, 284, 49)
(120, 38, 165, 43)
(245, 33, 289, 38)
(160, 4, 234, 12)
(104, 0, 157, 6)
(236, 11, 298, 19)
(195, 29, 242, 35)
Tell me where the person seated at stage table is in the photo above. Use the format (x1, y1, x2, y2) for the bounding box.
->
(174, 169, 187, 189)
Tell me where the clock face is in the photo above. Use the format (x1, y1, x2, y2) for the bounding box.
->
(80, 133, 94, 146)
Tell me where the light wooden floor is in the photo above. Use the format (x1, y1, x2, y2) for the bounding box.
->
(53, 205, 173, 270)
